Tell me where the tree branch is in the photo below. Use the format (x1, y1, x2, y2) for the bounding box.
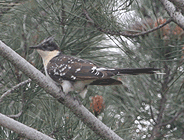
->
(0, 113, 55, 140)
(160, 0, 184, 29)
(83, 9, 172, 37)
(7, 110, 23, 118)
(168, 0, 184, 14)
(150, 109, 183, 140)
(159, 109, 184, 127)
(149, 104, 157, 124)
(0, 79, 31, 103)
(150, 64, 170, 140)
(0, 41, 123, 140)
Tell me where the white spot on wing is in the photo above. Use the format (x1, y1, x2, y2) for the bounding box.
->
(61, 65, 67, 71)
(91, 66, 97, 73)
(75, 68, 81, 73)
(94, 71, 99, 75)
(96, 67, 115, 71)
(96, 67, 107, 71)
(55, 63, 59, 67)
(59, 64, 63, 68)
(71, 75, 76, 80)
(54, 71, 59, 75)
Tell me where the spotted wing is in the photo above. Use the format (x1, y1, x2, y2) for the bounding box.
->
(46, 55, 117, 83)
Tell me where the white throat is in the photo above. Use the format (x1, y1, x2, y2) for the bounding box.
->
(36, 49, 60, 79)
(37, 50, 60, 68)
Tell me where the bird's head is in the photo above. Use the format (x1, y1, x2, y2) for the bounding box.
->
(30, 36, 59, 51)
(30, 36, 60, 59)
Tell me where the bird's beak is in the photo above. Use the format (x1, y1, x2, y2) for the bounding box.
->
(29, 45, 40, 50)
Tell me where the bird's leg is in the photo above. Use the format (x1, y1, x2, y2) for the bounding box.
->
(57, 88, 65, 104)
(74, 86, 88, 105)
(57, 84, 72, 104)
(58, 84, 68, 97)
(73, 92, 83, 105)
(57, 87, 82, 105)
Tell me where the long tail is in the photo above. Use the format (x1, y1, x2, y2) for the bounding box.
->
(117, 68, 160, 75)
(89, 68, 162, 86)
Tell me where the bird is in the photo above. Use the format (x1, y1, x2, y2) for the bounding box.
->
(30, 36, 161, 99)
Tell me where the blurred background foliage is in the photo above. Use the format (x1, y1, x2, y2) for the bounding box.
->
(0, 0, 183, 139)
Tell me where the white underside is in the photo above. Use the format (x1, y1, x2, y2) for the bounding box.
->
(44, 71, 89, 98)
(61, 80, 90, 99)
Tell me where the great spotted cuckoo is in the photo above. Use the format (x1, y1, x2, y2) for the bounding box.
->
(30, 36, 160, 98)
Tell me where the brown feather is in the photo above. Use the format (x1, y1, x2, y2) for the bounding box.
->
(47, 55, 111, 82)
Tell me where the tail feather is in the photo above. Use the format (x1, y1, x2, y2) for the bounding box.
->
(90, 78, 122, 85)
(117, 68, 160, 75)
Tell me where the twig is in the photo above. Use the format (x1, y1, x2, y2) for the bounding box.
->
(83, 9, 173, 37)
(49, 127, 60, 137)
(0, 2, 21, 18)
(7, 101, 24, 118)
(0, 79, 31, 103)
(150, 64, 169, 140)
(157, 64, 169, 123)
(149, 104, 157, 124)
(159, 109, 184, 127)
(7, 110, 23, 118)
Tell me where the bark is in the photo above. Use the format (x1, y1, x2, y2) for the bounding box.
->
(0, 113, 55, 140)
(160, 0, 184, 29)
